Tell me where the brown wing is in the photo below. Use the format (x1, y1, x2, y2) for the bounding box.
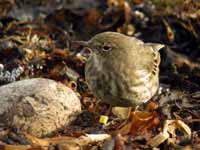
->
(137, 43, 164, 78)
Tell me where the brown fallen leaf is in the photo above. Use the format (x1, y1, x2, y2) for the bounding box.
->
(148, 119, 191, 148)
(0, 144, 31, 150)
(129, 111, 160, 135)
(124, 1, 132, 23)
(112, 107, 131, 120)
(107, 0, 125, 9)
(147, 102, 159, 111)
(147, 131, 170, 148)
(179, 20, 198, 38)
(116, 121, 132, 135)
(117, 23, 135, 36)
(51, 48, 70, 58)
(117, 111, 160, 135)
(132, 0, 143, 5)
(114, 134, 125, 150)
(25, 133, 111, 149)
(162, 18, 175, 43)
(84, 8, 102, 27)
(162, 47, 200, 70)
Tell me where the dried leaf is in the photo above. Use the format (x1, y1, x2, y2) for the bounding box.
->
(24, 133, 111, 149)
(124, 1, 132, 23)
(112, 107, 131, 119)
(0, 144, 31, 150)
(162, 18, 175, 42)
(147, 102, 159, 111)
(149, 120, 191, 147)
(114, 134, 125, 150)
(176, 120, 191, 139)
(84, 8, 102, 27)
(117, 111, 160, 135)
(107, 0, 125, 8)
(117, 121, 132, 135)
(132, 0, 143, 5)
(130, 111, 159, 134)
(52, 48, 69, 58)
(148, 131, 170, 148)
(179, 20, 198, 38)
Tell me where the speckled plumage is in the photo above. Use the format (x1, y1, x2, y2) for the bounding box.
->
(84, 32, 164, 107)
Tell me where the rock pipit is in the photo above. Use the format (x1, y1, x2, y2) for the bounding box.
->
(79, 32, 164, 115)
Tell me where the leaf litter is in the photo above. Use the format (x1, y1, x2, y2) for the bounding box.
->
(0, 0, 199, 149)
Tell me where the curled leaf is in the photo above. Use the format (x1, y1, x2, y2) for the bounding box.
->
(148, 120, 191, 148)
(148, 131, 170, 148)
(112, 107, 131, 119)
(162, 18, 174, 43)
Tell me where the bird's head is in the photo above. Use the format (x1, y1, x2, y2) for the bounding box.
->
(76, 32, 133, 57)
(76, 32, 164, 60)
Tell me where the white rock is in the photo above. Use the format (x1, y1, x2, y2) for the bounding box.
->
(0, 78, 81, 137)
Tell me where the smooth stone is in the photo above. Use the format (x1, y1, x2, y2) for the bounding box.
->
(0, 78, 81, 137)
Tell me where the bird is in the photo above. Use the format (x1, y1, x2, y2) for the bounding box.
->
(79, 32, 164, 109)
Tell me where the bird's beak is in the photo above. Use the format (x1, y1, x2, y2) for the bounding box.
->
(154, 44, 165, 51)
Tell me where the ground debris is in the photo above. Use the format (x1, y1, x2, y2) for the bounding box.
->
(0, 0, 199, 149)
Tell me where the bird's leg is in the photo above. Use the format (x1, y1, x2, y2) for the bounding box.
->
(133, 105, 139, 113)
(105, 105, 112, 116)
(116, 107, 133, 129)
(129, 105, 139, 120)
(127, 107, 132, 119)
(99, 104, 112, 125)
(118, 106, 139, 130)
(123, 106, 138, 120)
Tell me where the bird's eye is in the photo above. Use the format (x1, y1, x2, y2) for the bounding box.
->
(102, 44, 112, 51)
